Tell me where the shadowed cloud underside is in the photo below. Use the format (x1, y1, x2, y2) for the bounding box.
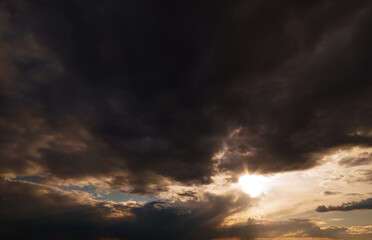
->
(0, 0, 372, 239)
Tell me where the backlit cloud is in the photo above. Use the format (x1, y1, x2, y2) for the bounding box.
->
(0, 0, 371, 239)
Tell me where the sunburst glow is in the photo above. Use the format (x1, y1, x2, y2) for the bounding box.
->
(239, 174, 270, 197)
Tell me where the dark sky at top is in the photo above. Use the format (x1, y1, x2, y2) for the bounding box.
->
(0, 1, 371, 239)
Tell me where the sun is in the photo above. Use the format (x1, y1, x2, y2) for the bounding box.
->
(239, 174, 270, 197)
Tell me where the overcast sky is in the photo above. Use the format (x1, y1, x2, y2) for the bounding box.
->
(0, 1, 371, 240)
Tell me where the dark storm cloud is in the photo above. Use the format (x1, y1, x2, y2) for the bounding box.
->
(3, 178, 365, 240)
(316, 198, 372, 212)
(2, 1, 372, 239)
(1, 0, 372, 191)
(0, 178, 252, 240)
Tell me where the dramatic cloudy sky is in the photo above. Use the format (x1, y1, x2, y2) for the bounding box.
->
(1, 1, 372, 239)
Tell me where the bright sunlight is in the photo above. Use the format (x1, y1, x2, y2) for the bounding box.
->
(239, 174, 271, 197)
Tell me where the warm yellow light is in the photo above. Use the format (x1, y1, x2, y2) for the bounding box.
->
(239, 174, 270, 197)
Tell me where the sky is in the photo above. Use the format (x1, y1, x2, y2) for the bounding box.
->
(0, 1, 371, 240)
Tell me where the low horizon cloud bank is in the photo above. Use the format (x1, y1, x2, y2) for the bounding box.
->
(316, 198, 372, 212)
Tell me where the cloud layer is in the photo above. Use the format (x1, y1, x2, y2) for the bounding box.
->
(3, 178, 371, 240)
(1, 0, 372, 239)
(0, 0, 371, 188)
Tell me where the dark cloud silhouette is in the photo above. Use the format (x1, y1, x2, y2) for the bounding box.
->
(2, 178, 366, 240)
(316, 198, 372, 212)
(1, 178, 251, 240)
(0, 0, 371, 189)
(1, 0, 372, 239)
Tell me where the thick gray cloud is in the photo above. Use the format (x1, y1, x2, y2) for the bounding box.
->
(3, 178, 368, 240)
(0, 0, 371, 188)
(0, 178, 251, 240)
(316, 198, 372, 212)
(1, 1, 372, 239)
